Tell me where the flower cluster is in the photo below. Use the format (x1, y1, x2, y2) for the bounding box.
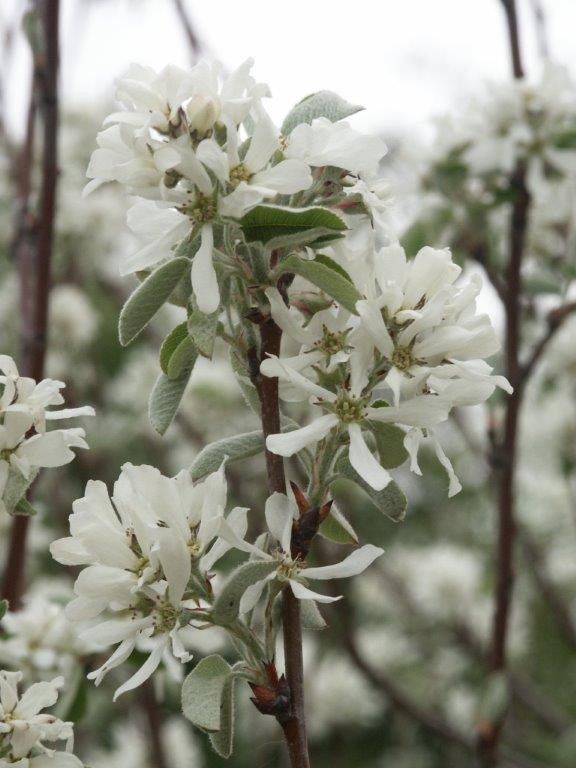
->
(0, 356, 94, 515)
(404, 63, 576, 278)
(262, 243, 511, 495)
(85, 60, 388, 313)
(50, 462, 245, 699)
(0, 670, 82, 768)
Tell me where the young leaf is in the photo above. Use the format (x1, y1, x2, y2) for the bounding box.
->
(300, 600, 327, 631)
(319, 503, 358, 545)
(159, 323, 188, 374)
(190, 431, 265, 482)
(167, 336, 197, 379)
(368, 422, 409, 469)
(230, 350, 261, 416)
(332, 456, 407, 522)
(14, 498, 37, 516)
(149, 358, 196, 435)
(119, 257, 190, 346)
(281, 90, 364, 135)
(2, 467, 38, 516)
(188, 308, 219, 358)
(0, 600, 8, 621)
(240, 205, 347, 250)
(208, 676, 236, 758)
(212, 561, 278, 625)
(181, 655, 233, 732)
(278, 254, 362, 314)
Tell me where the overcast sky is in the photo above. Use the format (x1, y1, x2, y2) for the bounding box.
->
(3, 0, 576, 141)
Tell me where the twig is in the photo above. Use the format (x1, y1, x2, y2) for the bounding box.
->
(500, 0, 525, 78)
(253, 317, 310, 768)
(140, 680, 168, 768)
(522, 301, 576, 379)
(171, 0, 202, 62)
(529, 0, 550, 61)
(2, 0, 60, 610)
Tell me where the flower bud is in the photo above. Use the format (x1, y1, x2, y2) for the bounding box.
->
(185, 94, 221, 135)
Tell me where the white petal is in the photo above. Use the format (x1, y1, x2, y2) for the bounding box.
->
(403, 428, 423, 475)
(347, 424, 391, 491)
(191, 224, 219, 314)
(87, 637, 136, 686)
(251, 160, 312, 194)
(113, 641, 167, 700)
(155, 528, 191, 607)
(289, 580, 342, 603)
(264, 288, 312, 344)
(266, 414, 338, 457)
(355, 300, 394, 357)
(265, 492, 296, 553)
(432, 435, 462, 497)
(305, 544, 384, 580)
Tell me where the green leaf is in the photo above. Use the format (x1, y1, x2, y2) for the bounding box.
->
(0, 600, 8, 621)
(149, 359, 196, 436)
(368, 423, 409, 469)
(188, 308, 218, 358)
(119, 258, 190, 346)
(181, 655, 233, 733)
(208, 676, 236, 758)
(2, 468, 38, 516)
(240, 205, 347, 250)
(278, 254, 362, 314)
(281, 90, 364, 135)
(230, 350, 261, 416)
(212, 561, 278, 625)
(14, 498, 37, 516)
(319, 503, 358, 545)
(300, 600, 327, 631)
(167, 336, 197, 379)
(190, 431, 265, 482)
(159, 323, 188, 374)
(333, 456, 407, 522)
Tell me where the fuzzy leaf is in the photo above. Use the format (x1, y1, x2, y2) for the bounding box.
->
(208, 675, 236, 758)
(212, 561, 278, 625)
(319, 503, 358, 545)
(190, 431, 265, 482)
(300, 600, 327, 630)
(278, 254, 362, 314)
(188, 309, 218, 358)
(368, 423, 409, 469)
(2, 468, 38, 516)
(230, 350, 261, 416)
(182, 655, 233, 733)
(149, 360, 196, 435)
(240, 205, 347, 250)
(119, 258, 190, 346)
(159, 323, 188, 374)
(333, 456, 407, 522)
(0, 600, 8, 621)
(167, 336, 197, 379)
(14, 498, 37, 516)
(281, 90, 364, 135)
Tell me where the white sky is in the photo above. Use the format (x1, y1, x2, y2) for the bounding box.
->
(3, 0, 576, 141)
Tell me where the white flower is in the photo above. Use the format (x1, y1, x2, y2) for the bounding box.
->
(219, 492, 384, 608)
(0, 595, 97, 676)
(219, 113, 312, 218)
(50, 463, 246, 699)
(284, 117, 387, 178)
(0, 356, 94, 511)
(354, 244, 511, 408)
(0, 670, 82, 768)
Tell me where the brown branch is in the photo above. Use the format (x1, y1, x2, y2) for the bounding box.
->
(252, 317, 310, 768)
(171, 0, 202, 62)
(522, 301, 576, 379)
(500, 0, 525, 79)
(2, 0, 60, 610)
(140, 680, 168, 768)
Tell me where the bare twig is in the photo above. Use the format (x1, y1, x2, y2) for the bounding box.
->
(172, 0, 202, 62)
(140, 680, 168, 768)
(529, 0, 550, 61)
(2, 0, 60, 610)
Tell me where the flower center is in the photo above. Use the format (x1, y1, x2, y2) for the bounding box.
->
(229, 164, 253, 189)
(163, 169, 182, 189)
(391, 345, 415, 372)
(153, 602, 179, 635)
(181, 193, 216, 224)
(273, 550, 300, 582)
(335, 392, 366, 423)
(314, 325, 349, 357)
